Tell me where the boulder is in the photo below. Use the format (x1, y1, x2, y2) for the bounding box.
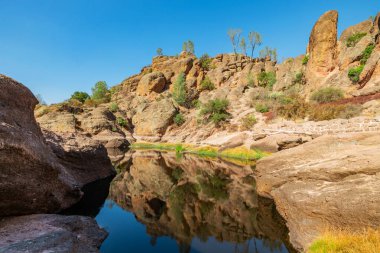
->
(0, 214, 107, 252)
(0, 75, 114, 216)
(136, 72, 166, 96)
(306, 11, 338, 81)
(132, 98, 176, 137)
(254, 132, 380, 251)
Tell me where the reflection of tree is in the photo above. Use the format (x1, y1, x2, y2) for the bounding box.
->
(109, 152, 296, 252)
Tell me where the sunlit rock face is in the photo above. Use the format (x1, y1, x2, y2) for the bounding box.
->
(109, 152, 295, 252)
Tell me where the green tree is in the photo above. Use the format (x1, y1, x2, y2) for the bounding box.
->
(172, 72, 187, 105)
(156, 48, 163, 56)
(187, 40, 194, 54)
(227, 28, 242, 55)
(240, 37, 247, 56)
(248, 31, 262, 59)
(70, 91, 90, 103)
(92, 81, 110, 102)
(182, 41, 188, 52)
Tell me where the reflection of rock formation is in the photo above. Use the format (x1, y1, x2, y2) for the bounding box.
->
(109, 151, 296, 252)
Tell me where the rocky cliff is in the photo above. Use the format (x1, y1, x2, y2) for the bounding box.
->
(34, 11, 380, 147)
(0, 75, 113, 251)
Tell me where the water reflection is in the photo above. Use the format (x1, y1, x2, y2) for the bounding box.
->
(96, 151, 296, 253)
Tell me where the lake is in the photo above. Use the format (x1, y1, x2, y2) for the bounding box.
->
(69, 151, 296, 253)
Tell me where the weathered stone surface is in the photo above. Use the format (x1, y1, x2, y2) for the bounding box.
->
(37, 111, 77, 133)
(339, 20, 373, 42)
(307, 10, 338, 76)
(132, 98, 176, 137)
(255, 132, 380, 251)
(0, 75, 114, 216)
(136, 72, 166, 96)
(43, 130, 115, 186)
(274, 56, 305, 91)
(250, 134, 310, 153)
(78, 107, 116, 135)
(0, 214, 107, 253)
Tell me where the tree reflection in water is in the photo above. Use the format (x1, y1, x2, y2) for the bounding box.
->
(106, 151, 297, 253)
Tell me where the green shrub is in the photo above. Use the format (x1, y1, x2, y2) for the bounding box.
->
(92, 81, 110, 103)
(240, 114, 257, 130)
(109, 103, 119, 112)
(310, 87, 344, 103)
(199, 54, 212, 70)
(302, 55, 309, 65)
(247, 72, 255, 87)
(70, 91, 90, 103)
(348, 65, 364, 83)
(257, 72, 276, 90)
(255, 103, 269, 113)
(172, 72, 187, 105)
(346, 32, 367, 47)
(200, 99, 230, 125)
(174, 113, 185, 126)
(293, 72, 306, 85)
(116, 117, 127, 127)
(200, 77, 215, 91)
(360, 44, 375, 65)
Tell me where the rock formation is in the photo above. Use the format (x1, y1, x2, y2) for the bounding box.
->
(0, 75, 115, 216)
(254, 132, 380, 251)
(307, 10, 338, 78)
(0, 214, 107, 252)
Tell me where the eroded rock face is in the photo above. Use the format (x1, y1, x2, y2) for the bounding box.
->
(0, 75, 114, 216)
(254, 132, 380, 251)
(136, 72, 167, 96)
(132, 98, 176, 138)
(307, 10, 338, 77)
(0, 214, 107, 252)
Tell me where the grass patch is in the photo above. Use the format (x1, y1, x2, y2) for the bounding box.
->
(131, 142, 266, 162)
(346, 32, 367, 47)
(308, 228, 380, 253)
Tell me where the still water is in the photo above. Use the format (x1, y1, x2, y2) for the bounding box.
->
(78, 151, 295, 253)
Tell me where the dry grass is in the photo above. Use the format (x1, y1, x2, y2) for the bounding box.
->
(308, 228, 380, 253)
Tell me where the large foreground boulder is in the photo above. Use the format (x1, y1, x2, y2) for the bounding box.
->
(254, 132, 380, 251)
(0, 214, 107, 252)
(0, 75, 115, 216)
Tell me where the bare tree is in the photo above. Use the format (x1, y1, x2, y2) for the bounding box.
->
(248, 31, 262, 60)
(227, 28, 242, 55)
(240, 37, 247, 56)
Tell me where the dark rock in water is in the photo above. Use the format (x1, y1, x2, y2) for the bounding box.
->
(0, 214, 107, 253)
(0, 75, 115, 216)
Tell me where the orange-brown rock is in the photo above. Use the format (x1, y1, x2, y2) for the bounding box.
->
(306, 11, 338, 79)
(136, 72, 167, 96)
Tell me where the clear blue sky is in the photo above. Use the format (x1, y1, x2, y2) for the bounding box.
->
(0, 0, 378, 104)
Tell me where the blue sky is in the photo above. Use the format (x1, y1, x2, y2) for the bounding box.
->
(0, 0, 378, 104)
